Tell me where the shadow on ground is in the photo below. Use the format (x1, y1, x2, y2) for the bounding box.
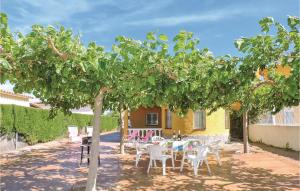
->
(1, 132, 299, 191)
(251, 142, 300, 161)
(113, 148, 300, 191)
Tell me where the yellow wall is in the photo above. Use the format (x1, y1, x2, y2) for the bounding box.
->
(162, 108, 229, 137)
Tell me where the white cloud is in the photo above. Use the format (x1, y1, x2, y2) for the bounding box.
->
(5, 0, 96, 33)
(125, 6, 275, 27)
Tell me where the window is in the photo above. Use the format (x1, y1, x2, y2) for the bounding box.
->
(283, 108, 294, 124)
(166, 110, 172, 129)
(146, 113, 158, 126)
(194, 110, 206, 130)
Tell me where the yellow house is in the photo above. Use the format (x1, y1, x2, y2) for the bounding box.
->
(123, 106, 230, 139)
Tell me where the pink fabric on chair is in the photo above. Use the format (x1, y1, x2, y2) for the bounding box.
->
(141, 130, 153, 142)
(127, 130, 139, 141)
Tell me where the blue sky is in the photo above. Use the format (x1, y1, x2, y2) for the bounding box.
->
(2, 0, 299, 57)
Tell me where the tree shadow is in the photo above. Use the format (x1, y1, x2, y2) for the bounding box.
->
(1, 135, 299, 191)
(110, 149, 300, 191)
(251, 142, 300, 161)
(0, 141, 120, 191)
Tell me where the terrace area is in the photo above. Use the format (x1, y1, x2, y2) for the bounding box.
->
(0, 132, 299, 191)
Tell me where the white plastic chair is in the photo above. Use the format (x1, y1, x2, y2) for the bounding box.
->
(147, 145, 174, 175)
(180, 145, 211, 176)
(208, 140, 222, 166)
(141, 130, 153, 143)
(67, 126, 81, 142)
(135, 141, 148, 167)
(151, 136, 165, 142)
(127, 130, 140, 142)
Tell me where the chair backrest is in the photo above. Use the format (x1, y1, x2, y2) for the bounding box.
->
(148, 145, 167, 160)
(67, 126, 78, 137)
(141, 130, 153, 142)
(86, 126, 93, 136)
(151, 136, 164, 142)
(196, 145, 209, 160)
(128, 130, 139, 141)
(209, 140, 222, 149)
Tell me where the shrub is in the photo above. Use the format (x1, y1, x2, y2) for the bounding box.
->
(0, 104, 118, 144)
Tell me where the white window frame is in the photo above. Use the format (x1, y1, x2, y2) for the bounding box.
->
(146, 112, 158, 126)
(283, 107, 294, 124)
(193, 110, 206, 130)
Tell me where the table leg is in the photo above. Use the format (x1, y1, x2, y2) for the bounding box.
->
(87, 145, 90, 165)
(80, 146, 84, 165)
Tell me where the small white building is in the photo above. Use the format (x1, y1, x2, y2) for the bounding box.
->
(0, 89, 32, 107)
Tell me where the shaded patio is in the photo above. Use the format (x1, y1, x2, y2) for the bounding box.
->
(0, 132, 299, 191)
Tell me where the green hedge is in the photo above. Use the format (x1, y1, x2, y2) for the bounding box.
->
(0, 104, 118, 144)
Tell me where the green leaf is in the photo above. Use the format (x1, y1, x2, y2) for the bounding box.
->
(287, 15, 300, 30)
(158, 34, 168, 41)
(234, 38, 245, 50)
(259, 17, 274, 32)
(147, 76, 155, 85)
(0, 58, 11, 69)
(79, 62, 86, 72)
(146, 32, 156, 41)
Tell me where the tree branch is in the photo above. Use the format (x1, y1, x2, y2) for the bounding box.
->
(251, 80, 275, 91)
(156, 62, 177, 80)
(47, 38, 68, 61)
(100, 87, 111, 94)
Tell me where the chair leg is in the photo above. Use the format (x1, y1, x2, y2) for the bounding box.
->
(153, 160, 157, 167)
(180, 155, 185, 172)
(162, 159, 166, 176)
(98, 155, 100, 166)
(216, 152, 221, 166)
(171, 156, 175, 170)
(174, 152, 177, 160)
(193, 160, 198, 176)
(205, 159, 211, 176)
(135, 154, 140, 167)
(147, 159, 152, 174)
(198, 160, 204, 168)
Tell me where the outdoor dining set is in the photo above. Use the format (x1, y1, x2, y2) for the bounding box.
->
(127, 130, 224, 176)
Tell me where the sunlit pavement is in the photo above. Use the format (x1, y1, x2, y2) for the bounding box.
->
(1, 132, 299, 191)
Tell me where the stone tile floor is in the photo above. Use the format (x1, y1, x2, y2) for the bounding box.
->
(0, 132, 299, 191)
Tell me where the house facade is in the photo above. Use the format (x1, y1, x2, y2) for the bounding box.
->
(124, 106, 230, 138)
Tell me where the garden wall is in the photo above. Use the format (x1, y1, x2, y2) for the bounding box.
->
(0, 104, 118, 150)
(249, 124, 300, 151)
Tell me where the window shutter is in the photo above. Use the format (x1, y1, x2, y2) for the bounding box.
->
(194, 110, 206, 129)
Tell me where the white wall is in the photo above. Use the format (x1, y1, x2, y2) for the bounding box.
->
(0, 97, 30, 107)
(249, 124, 300, 151)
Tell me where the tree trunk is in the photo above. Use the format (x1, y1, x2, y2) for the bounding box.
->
(120, 109, 125, 154)
(85, 90, 105, 191)
(243, 112, 249, 153)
